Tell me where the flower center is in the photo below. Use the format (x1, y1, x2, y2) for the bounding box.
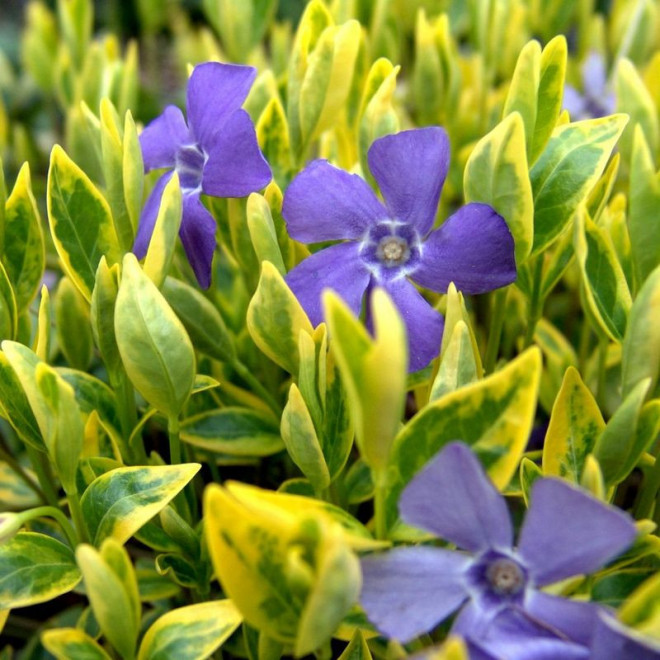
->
(175, 143, 205, 191)
(376, 236, 410, 267)
(485, 557, 526, 595)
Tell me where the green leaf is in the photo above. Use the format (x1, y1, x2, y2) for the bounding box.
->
(247, 192, 286, 276)
(180, 407, 283, 457)
(247, 261, 314, 374)
(161, 276, 235, 364)
(385, 348, 541, 532)
(143, 173, 183, 288)
(0, 461, 40, 509)
(42, 628, 112, 660)
(0, 261, 17, 342)
(321, 362, 353, 480)
(76, 540, 140, 660)
(80, 463, 200, 546)
(622, 264, 660, 397)
(594, 378, 651, 486)
(115, 254, 196, 417)
(36, 362, 84, 494)
(574, 207, 632, 342)
(55, 276, 94, 370)
(464, 112, 533, 262)
(629, 126, 660, 285)
(542, 367, 605, 483)
(47, 145, 121, 302)
(0, 532, 81, 609)
(33, 285, 52, 361)
(0, 350, 44, 451)
(620, 572, 660, 639)
(429, 321, 479, 401)
(324, 288, 406, 474)
(3, 163, 45, 312)
(530, 115, 627, 255)
(281, 383, 330, 490)
(138, 600, 242, 660)
(256, 99, 293, 187)
(90, 258, 122, 378)
(337, 630, 372, 660)
(123, 110, 143, 238)
(615, 58, 659, 162)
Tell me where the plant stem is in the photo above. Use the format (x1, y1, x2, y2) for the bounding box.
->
(523, 257, 545, 347)
(23, 505, 79, 547)
(596, 336, 609, 406)
(168, 415, 182, 464)
(65, 487, 89, 544)
(484, 288, 508, 374)
(233, 359, 282, 417)
(25, 445, 60, 507)
(0, 443, 46, 501)
(374, 471, 388, 540)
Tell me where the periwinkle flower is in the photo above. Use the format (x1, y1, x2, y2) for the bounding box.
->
(360, 442, 637, 658)
(563, 51, 616, 120)
(282, 128, 516, 372)
(135, 62, 271, 288)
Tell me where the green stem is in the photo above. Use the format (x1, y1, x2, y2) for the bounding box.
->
(19, 505, 79, 547)
(25, 445, 60, 507)
(113, 370, 145, 463)
(168, 415, 182, 464)
(484, 288, 508, 374)
(635, 454, 660, 520)
(233, 359, 282, 417)
(374, 471, 388, 540)
(205, 451, 221, 484)
(65, 487, 89, 544)
(523, 257, 545, 347)
(0, 443, 46, 501)
(596, 336, 609, 407)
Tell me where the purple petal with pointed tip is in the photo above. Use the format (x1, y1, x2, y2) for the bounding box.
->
(583, 52, 608, 100)
(360, 546, 469, 643)
(140, 105, 190, 172)
(367, 127, 450, 235)
(186, 62, 256, 149)
(201, 109, 271, 198)
(518, 479, 637, 586)
(179, 193, 217, 289)
(563, 85, 588, 119)
(464, 608, 590, 660)
(591, 612, 660, 660)
(380, 277, 444, 372)
(285, 242, 370, 326)
(133, 172, 173, 258)
(524, 591, 601, 645)
(282, 160, 387, 242)
(399, 442, 513, 552)
(412, 203, 516, 294)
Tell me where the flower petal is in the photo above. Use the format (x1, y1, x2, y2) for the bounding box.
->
(399, 442, 513, 552)
(582, 52, 608, 100)
(380, 277, 444, 372)
(460, 608, 590, 660)
(186, 62, 256, 148)
(360, 546, 469, 643)
(133, 172, 173, 258)
(285, 242, 370, 326)
(367, 127, 450, 235)
(518, 479, 637, 586)
(282, 160, 387, 242)
(201, 109, 271, 198)
(524, 591, 601, 646)
(179, 193, 217, 289)
(563, 85, 587, 119)
(140, 105, 190, 172)
(412, 203, 516, 294)
(591, 612, 660, 660)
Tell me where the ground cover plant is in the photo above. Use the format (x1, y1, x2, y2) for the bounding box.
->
(0, 0, 659, 658)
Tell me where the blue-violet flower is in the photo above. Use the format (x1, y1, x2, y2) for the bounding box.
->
(282, 127, 516, 372)
(360, 442, 637, 658)
(563, 51, 616, 120)
(135, 62, 272, 288)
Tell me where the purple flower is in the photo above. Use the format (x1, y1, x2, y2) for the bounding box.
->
(563, 51, 616, 120)
(360, 442, 637, 656)
(135, 62, 271, 288)
(591, 612, 660, 660)
(282, 128, 516, 372)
